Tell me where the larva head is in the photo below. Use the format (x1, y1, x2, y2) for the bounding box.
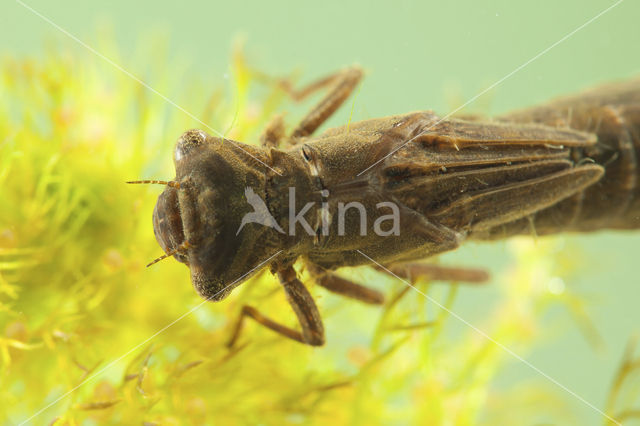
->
(150, 129, 276, 301)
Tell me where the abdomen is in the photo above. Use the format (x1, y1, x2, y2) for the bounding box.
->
(495, 79, 640, 234)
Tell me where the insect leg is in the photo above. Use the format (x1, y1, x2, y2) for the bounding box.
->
(227, 266, 324, 347)
(379, 263, 489, 285)
(372, 263, 488, 319)
(260, 114, 286, 149)
(375, 263, 487, 333)
(283, 67, 363, 140)
(307, 263, 385, 305)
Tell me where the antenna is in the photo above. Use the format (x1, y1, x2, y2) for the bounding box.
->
(127, 180, 181, 189)
(146, 241, 192, 267)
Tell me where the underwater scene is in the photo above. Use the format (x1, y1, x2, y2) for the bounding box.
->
(1, 1, 640, 425)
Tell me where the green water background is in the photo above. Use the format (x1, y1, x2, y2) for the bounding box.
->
(3, 0, 639, 424)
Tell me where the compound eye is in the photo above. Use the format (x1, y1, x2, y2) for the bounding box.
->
(174, 129, 210, 163)
(152, 187, 186, 261)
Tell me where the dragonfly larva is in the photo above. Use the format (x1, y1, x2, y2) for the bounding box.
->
(129, 68, 640, 346)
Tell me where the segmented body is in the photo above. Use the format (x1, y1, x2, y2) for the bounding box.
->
(147, 75, 640, 303)
(497, 79, 640, 235)
(294, 79, 640, 269)
(142, 73, 640, 346)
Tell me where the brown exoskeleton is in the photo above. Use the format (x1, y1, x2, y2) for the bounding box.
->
(130, 68, 640, 346)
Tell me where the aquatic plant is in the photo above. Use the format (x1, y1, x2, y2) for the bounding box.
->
(0, 38, 636, 425)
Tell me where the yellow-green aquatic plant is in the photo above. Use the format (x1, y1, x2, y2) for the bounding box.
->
(0, 39, 637, 425)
